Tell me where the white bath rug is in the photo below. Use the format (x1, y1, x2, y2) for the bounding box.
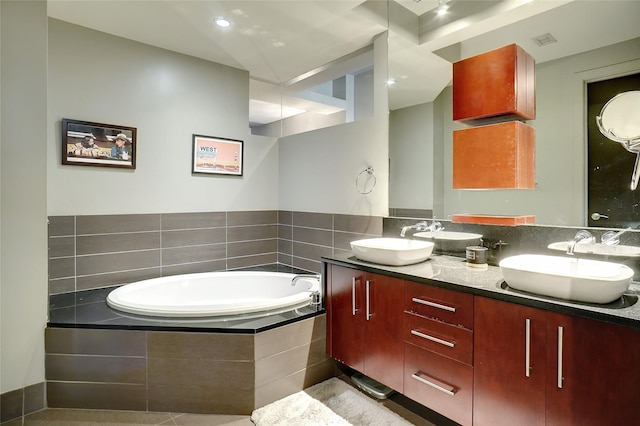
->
(251, 377, 413, 426)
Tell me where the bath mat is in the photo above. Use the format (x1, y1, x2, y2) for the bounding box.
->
(251, 377, 413, 426)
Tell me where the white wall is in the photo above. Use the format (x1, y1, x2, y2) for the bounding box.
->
(1, 0, 48, 393)
(389, 102, 434, 210)
(47, 19, 279, 216)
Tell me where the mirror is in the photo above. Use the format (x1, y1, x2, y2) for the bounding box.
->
(386, 0, 640, 227)
(596, 91, 640, 190)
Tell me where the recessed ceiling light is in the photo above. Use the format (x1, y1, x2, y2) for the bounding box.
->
(436, 0, 450, 16)
(532, 33, 557, 46)
(214, 17, 231, 28)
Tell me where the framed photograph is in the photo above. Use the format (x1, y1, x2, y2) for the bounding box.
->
(192, 134, 243, 176)
(61, 118, 136, 169)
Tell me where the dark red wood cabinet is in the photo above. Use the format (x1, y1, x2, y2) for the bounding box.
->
(326, 264, 404, 391)
(453, 43, 535, 123)
(474, 296, 640, 426)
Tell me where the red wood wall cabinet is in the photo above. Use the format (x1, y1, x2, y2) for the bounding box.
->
(453, 121, 535, 189)
(453, 43, 535, 123)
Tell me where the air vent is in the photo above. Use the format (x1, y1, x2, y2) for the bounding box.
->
(532, 33, 557, 47)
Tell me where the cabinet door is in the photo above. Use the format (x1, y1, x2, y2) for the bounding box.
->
(363, 273, 404, 391)
(473, 297, 546, 426)
(546, 312, 640, 426)
(327, 265, 365, 371)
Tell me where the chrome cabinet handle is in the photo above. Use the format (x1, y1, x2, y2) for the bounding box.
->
(366, 280, 372, 320)
(411, 329, 455, 348)
(351, 277, 358, 315)
(557, 326, 564, 388)
(411, 373, 456, 396)
(411, 297, 456, 312)
(525, 318, 531, 377)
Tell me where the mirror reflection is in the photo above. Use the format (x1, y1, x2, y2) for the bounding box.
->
(387, 0, 640, 227)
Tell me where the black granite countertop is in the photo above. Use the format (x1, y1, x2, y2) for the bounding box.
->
(48, 264, 323, 334)
(322, 252, 640, 330)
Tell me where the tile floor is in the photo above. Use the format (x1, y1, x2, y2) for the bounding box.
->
(2, 378, 453, 426)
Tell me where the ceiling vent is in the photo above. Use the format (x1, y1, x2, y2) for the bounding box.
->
(532, 33, 557, 47)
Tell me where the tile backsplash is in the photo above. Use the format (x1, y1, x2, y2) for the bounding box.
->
(48, 210, 383, 296)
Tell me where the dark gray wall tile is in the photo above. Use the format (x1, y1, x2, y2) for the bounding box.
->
(76, 267, 161, 291)
(227, 240, 277, 258)
(254, 315, 324, 359)
(48, 257, 75, 280)
(334, 214, 382, 235)
(278, 210, 292, 225)
(278, 224, 292, 240)
(334, 231, 371, 251)
(147, 332, 254, 361)
(148, 358, 253, 388)
(228, 210, 277, 226)
(76, 250, 160, 276)
(148, 384, 254, 415)
(292, 241, 333, 262)
(49, 236, 75, 258)
(48, 216, 74, 237)
(278, 239, 292, 255)
(46, 382, 146, 411)
(162, 228, 226, 248)
(0, 388, 22, 423)
(292, 212, 333, 229)
(161, 260, 226, 276)
(23, 382, 45, 415)
(228, 225, 277, 242)
(49, 278, 75, 295)
(76, 214, 161, 235)
(161, 212, 226, 230)
(77, 232, 160, 255)
(292, 227, 333, 246)
(46, 354, 145, 384)
(292, 257, 321, 273)
(45, 328, 146, 356)
(227, 253, 277, 270)
(162, 244, 226, 266)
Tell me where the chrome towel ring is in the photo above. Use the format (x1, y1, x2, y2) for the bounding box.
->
(356, 167, 376, 194)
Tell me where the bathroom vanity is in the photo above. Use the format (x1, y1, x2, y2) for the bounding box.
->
(322, 253, 640, 426)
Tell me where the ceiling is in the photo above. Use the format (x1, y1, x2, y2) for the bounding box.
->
(47, 0, 640, 125)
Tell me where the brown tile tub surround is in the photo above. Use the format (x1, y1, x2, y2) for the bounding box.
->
(44, 315, 335, 415)
(48, 210, 382, 296)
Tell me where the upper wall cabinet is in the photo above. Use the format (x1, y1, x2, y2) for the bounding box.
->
(453, 44, 536, 124)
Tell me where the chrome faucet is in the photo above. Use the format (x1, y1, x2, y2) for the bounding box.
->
(601, 227, 632, 245)
(566, 230, 595, 255)
(291, 273, 321, 286)
(400, 220, 443, 237)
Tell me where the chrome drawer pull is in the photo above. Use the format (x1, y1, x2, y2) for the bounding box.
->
(525, 318, 531, 378)
(351, 277, 358, 316)
(411, 373, 456, 396)
(411, 329, 455, 348)
(366, 280, 372, 320)
(411, 297, 456, 312)
(558, 326, 564, 389)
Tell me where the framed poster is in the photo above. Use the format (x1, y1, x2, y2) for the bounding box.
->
(192, 134, 243, 176)
(61, 118, 136, 169)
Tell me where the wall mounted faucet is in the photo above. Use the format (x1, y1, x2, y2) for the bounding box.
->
(400, 220, 443, 237)
(566, 230, 595, 255)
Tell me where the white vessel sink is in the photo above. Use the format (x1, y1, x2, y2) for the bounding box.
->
(500, 254, 634, 304)
(350, 238, 434, 266)
(414, 231, 482, 252)
(547, 242, 640, 258)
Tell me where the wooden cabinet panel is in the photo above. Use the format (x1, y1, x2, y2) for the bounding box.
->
(453, 121, 535, 189)
(545, 312, 640, 426)
(404, 280, 474, 329)
(404, 343, 473, 426)
(404, 312, 473, 365)
(363, 273, 404, 391)
(473, 297, 546, 426)
(453, 43, 535, 123)
(326, 265, 403, 391)
(327, 265, 365, 371)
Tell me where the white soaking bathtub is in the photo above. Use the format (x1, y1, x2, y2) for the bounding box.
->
(106, 271, 320, 318)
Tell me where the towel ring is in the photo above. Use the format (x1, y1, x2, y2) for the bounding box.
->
(356, 167, 376, 195)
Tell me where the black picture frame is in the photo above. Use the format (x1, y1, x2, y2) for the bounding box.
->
(61, 118, 137, 169)
(192, 134, 244, 176)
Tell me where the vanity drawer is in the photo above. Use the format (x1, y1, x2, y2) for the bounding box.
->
(404, 312, 473, 365)
(405, 281, 474, 329)
(404, 342, 473, 426)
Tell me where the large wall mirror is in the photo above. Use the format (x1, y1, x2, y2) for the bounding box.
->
(386, 0, 640, 228)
